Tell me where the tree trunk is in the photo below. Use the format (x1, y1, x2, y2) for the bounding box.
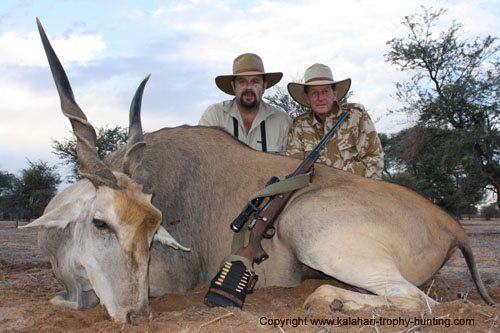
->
(496, 185, 500, 211)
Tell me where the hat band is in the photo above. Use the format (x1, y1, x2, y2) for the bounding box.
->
(234, 67, 264, 74)
(305, 77, 334, 83)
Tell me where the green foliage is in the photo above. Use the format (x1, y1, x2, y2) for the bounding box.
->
(0, 161, 61, 221)
(382, 171, 433, 199)
(0, 171, 15, 196)
(51, 125, 128, 182)
(378, 133, 393, 177)
(480, 203, 500, 220)
(386, 8, 500, 130)
(0, 171, 16, 219)
(384, 6, 500, 213)
(265, 84, 309, 119)
(382, 126, 486, 216)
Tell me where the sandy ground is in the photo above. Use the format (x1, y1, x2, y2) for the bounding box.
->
(1, 219, 499, 332)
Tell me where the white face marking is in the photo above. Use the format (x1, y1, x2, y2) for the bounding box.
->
(94, 186, 121, 231)
(94, 211, 104, 221)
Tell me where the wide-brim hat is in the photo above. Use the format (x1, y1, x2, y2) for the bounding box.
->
(287, 63, 351, 107)
(215, 53, 283, 96)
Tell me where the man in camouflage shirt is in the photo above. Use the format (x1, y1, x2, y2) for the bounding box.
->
(286, 64, 384, 179)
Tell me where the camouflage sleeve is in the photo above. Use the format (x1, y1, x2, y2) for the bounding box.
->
(285, 120, 306, 160)
(351, 110, 384, 179)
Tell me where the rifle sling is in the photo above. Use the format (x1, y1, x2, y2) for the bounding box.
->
(229, 172, 311, 255)
(221, 254, 255, 273)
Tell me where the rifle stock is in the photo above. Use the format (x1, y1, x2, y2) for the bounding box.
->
(236, 190, 294, 263)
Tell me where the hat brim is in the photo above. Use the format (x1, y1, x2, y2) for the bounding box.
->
(215, 72, 283, 96)
(287, 78, 351, 107)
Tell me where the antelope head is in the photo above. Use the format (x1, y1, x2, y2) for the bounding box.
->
(22, 19, 189, 323)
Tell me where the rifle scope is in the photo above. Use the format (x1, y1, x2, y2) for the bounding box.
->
(230, 176, 280, 232)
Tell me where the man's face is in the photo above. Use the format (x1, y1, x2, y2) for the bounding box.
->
(231, 75, 267, 109)
(303, 84, 337, 119)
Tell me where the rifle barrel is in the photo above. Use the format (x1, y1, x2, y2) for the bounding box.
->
(289, 111, 349, 177)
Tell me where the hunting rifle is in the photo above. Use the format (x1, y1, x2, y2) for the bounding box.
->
(235, 111, 349, 264)
(204, 111, 349, 308)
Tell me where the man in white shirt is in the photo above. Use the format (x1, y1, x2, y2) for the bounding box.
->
(199, 53, 292, 154)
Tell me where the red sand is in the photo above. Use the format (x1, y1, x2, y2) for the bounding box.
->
(1, 219, 499, 332)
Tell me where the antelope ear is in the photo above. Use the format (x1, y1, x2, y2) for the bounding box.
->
(153, 225, 191, 252)
(20, 200, 85, 229)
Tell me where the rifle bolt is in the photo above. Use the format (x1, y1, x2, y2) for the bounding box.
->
(262, 217, 268, 222)
(279, 195, 283, 198)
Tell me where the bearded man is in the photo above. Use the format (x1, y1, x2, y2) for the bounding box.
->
(199, 53, 292, 154)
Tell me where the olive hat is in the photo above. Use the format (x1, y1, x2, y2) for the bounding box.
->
(288, 63, 351, 107)
(215, 53, 283, 95)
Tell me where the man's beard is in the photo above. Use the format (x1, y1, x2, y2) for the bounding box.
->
(238, 90, 260, 109)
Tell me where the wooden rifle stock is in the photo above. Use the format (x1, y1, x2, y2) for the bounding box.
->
(236, 190, 295, 264)
(236, 112, 349, 265)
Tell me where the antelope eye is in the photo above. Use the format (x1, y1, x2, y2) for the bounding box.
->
(92, 218, 107, 229)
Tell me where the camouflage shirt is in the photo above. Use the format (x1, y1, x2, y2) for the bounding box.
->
(286, 102, 384, 179)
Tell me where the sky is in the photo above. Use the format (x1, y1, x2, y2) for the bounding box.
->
(1, 0, 499, 183)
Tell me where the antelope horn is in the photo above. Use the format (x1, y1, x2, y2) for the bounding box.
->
(37, 18, 118, 189)
(122, 75, 152, 194)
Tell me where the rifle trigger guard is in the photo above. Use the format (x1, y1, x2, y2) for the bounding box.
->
(262, 225, 275, 239)
(248, 272, 259, 292)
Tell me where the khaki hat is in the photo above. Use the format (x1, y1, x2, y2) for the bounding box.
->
(215, 53, 283, 95)
(288, 63, 351, 107)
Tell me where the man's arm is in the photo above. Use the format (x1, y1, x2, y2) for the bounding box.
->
(198, 105, 219, 126)
(350, 110, 385, 179)
(278, 113, 293, 155)
(285, 119, 306, 160)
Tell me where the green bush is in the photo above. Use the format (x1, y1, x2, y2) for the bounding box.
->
(480, 203, 500, 220)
